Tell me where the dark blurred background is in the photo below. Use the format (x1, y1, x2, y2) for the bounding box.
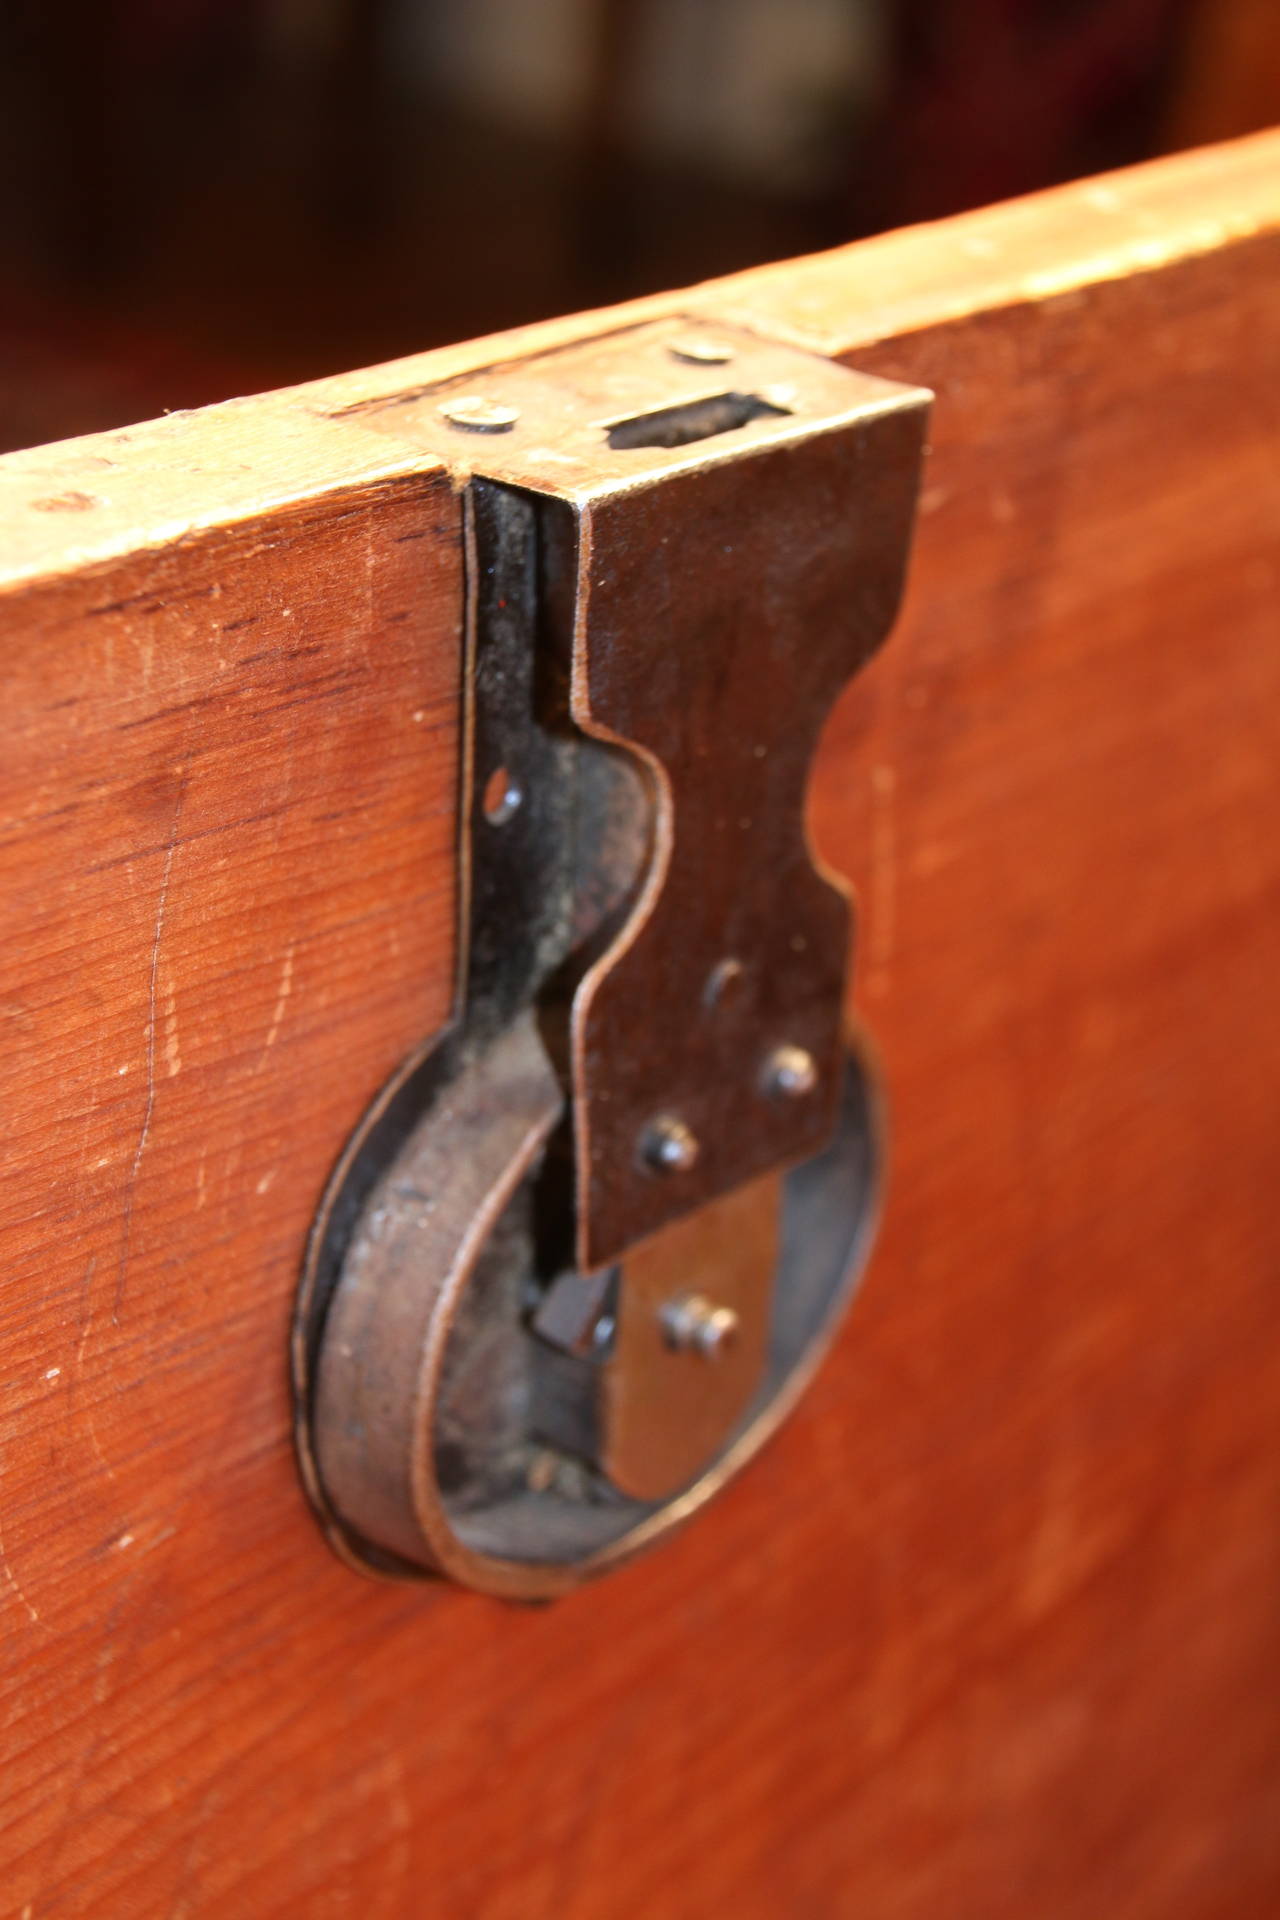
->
(1, 0, 1276, 454)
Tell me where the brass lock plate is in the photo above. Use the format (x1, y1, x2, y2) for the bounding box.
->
(294, 320, 930, 1597)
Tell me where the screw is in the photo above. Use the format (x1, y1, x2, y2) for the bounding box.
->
(667, 336, 735, 366)
(640, 1114, 700, 1175)
(526, 1449, 559, 1494)
(660, 1293, 740, 1359)
(482, 763, 522, 824)
(763, 1044, 818, 1099)
(703, 956, 745, 1010)
(438, 395, 520, 433)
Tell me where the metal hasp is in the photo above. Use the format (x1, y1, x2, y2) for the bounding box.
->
(294, 319, 931, 1598)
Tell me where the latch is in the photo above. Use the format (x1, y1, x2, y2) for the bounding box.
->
(293, 319, 930, 1598)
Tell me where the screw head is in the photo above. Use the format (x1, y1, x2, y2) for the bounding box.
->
(640, 1114, 701, 1175)
(667, 335, 735, 366)
(660, 1293, 740, 1359)
(703, 955, 745, 1010)
(526, 1448, 559, 1494)
(438, 395, 520, 433)
(763, 1043, 819, 1099)
(482, 764, 522, 824)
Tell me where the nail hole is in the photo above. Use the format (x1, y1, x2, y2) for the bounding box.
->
(607, 391, 790, 452)
(483, 766, 522, 825)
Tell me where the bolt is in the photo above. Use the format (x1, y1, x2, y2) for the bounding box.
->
(763, 1044, 819, 1099)
(640, 1114, 700, 1175)
(667, 336, 735, 366)
(438, 395, 520, 433)
(660, 1293, 740, 1359)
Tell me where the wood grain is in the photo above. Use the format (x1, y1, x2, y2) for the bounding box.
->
(1, 129, 1278, 1916)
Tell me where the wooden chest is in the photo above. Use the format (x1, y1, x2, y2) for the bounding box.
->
(1, 129, 1278, 1916)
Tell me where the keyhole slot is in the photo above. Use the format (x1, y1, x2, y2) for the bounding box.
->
(606, 392, 790, 452)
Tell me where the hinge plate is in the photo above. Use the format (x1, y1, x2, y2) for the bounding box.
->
(294, 320, 930, 1595)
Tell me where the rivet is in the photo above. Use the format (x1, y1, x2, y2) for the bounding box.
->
(640, 1114, 700, 1175)
(438, 395, 520, 433)
(660, 1293, 740, 1359)
(763, 1044, 819, 1099)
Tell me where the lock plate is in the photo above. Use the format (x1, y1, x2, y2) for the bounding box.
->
(295, 320, 930, 1596)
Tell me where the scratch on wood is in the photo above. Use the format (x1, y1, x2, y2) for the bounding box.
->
(379, 1749, 413, 1904)
(74, 1255, 119, 1486)
(76, 1252, 97, 1376)
(114, 775, 185, 1325)
(365, 511, 376, 639)
(163, 972, 181, 1078)
(166, 1782, 222, 1920)
(257, 942, 296, 1067)
(0, 1509, 41, 1627)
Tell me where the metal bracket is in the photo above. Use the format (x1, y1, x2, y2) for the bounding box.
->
(294, 319, 930, 1597)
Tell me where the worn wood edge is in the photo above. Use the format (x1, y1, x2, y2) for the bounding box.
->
(1, 127, 1277, 595)
(0, 404, 456, 600)
(296, 124, 1280, 394)
(692, 121, 1280, 355)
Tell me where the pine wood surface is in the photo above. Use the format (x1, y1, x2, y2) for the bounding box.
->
(1, 130, 1278, 1916)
